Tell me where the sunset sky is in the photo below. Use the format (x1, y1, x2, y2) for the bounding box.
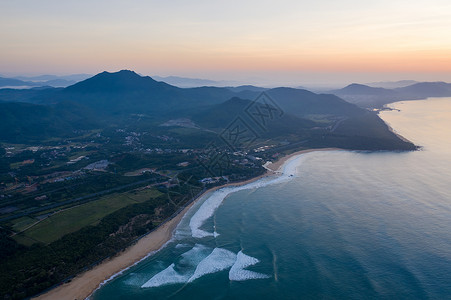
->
(1, 0, 451, 86)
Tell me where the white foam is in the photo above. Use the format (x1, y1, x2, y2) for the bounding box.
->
(188, 248, 237, 282)
(179, 244, 210, 266)
(141, 263, 188, 288)
(229, 251, 270, 281)
(141, 244, 210, 288)
(189, 188, 231, 238)
(189, 156, 307, 239)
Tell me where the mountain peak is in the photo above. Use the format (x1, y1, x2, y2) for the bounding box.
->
(113, 69, 139, 76)
(64, 70, 166, 93)
(95, 70, 142, 80)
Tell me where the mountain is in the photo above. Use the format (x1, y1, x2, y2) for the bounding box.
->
(267, 87, 363, 117)
(0, 101, 97, 142)
(0, 77, 35, 88)
(64, 70, 169, 93)
(329, 82, 451, 108)
(262, 88, 415, 150)
(330, 84, 401, 108)
(37, 79, 76, 87)
(190, 94, 415, 151)
(332, 83, 395, 96)
(395, 82, 451, 98)
(0, 75, 85, 88)
(192, 97, 316, 137)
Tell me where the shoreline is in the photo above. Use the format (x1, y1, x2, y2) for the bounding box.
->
(264, 148, 342, 173)
(378, 109, 416, 145)
(34, 148, 339, 300)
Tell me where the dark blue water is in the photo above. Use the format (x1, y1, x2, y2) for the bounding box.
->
(92, 98, 451, 299)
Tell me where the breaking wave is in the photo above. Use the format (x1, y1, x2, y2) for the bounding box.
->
(229, 251, 270, 281)
(141, 263, 188, 288)
(175, 243, 190, 249)
(141, 244, 210, 288)
(188, 248, 237, 282)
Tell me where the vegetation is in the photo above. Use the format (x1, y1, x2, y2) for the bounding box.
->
(13, 189, 161, 245)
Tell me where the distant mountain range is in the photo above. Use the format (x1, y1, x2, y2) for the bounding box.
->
(0, 70, 415, 150)
(330, 82, 451, 108)
(13, 74, 92, 82)
(0, 74, 92, 88)
(366, 80, 419, 89)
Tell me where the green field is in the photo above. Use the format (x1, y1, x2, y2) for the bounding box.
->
(10, 216, 37, 232)
(14, 188, 162, 245)
(11, 234, 37, 247)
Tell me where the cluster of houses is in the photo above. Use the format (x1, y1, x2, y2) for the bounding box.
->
(199, 176, 229, 185)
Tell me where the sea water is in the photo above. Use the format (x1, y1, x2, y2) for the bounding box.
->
(92, 98, 451, 299)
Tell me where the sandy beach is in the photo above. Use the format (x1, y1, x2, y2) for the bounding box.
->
(265, 148, 341, 172)
(34, 147, 339, 300)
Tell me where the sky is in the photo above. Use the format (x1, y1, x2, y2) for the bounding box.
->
(1, 0, 451, 86)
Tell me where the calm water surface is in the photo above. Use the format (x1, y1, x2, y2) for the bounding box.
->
(92, 98, 451, 299)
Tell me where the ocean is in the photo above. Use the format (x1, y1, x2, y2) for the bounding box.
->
(92, 98, 451, 299)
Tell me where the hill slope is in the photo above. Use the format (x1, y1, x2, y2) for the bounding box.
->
(267, 87, 364, 117)
(192, 97, 316, 138)
(0, 102, 97, 142)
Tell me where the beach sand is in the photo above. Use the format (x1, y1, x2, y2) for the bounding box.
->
(265, 148, 341, 172)
(34, 148, 339, 300)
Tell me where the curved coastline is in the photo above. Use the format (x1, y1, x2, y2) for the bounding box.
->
(34, 148, 340, 300)
(379, 102, 418, 146)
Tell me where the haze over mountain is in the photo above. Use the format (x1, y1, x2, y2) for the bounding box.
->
(152, 75, 241, 88)
(226, 85, 267, 93)
(366, 80, 419, 89)
(13, 74, 92, 82)
(0, 74, 92, 88)
(0, 77, 36, 88)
